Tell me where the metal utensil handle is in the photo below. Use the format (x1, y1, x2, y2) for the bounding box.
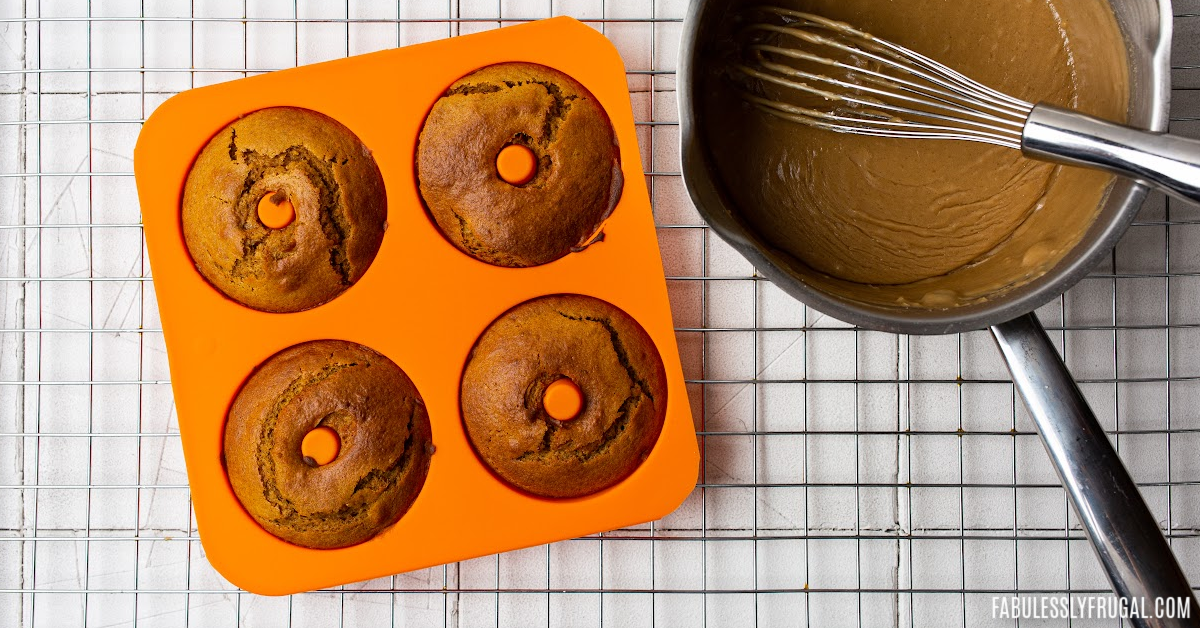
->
(1023, 104, 1200, 205)
(992, 314, 1199, 627)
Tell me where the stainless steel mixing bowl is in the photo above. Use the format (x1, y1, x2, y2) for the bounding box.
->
(679, 1, 1198, 625)
(680, 0, 1172, 335)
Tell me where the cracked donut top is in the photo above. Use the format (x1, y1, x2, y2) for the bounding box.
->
(182, 107, 386, 313)
(417, 62, 623, 268)
(224, 340, 433, 549)
(461, 294, 667, 498)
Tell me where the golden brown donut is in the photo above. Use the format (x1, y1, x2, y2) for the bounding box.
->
(182, 107, 386, 313)
(461, 295, 667, 498)
(416, 62, 623, 268)
(224, 340, 433, 549)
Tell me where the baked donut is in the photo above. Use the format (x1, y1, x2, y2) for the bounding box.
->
(224, 340, 433, 549)
(461, 295, 667, 498)
(182, 107, 386, 313)
(416, 62, 623, 268)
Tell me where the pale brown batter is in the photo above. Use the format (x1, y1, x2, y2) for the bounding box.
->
(705, 0, 1129, 308)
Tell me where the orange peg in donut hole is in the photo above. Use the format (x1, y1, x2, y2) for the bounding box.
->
(543, 378, 584, 421)
(301, 426, 340, 466)
(257, 191, 295, 229)
(134, 16, 698, 596)
(496, 144, 538, 185)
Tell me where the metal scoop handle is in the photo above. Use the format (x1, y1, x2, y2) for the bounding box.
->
(993, 314, 1200, 628)
(1025, 104, 1200, 205)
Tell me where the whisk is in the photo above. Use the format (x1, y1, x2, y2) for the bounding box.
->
(736, 6, 1200, 204)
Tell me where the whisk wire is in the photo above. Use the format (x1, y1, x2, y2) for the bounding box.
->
(738, 6, 1035, 149)
(746, 40, 1022, 128)
(744, 22, 1027, 123)
(757, 6, 1033, 112)
(737, 54, 1027, 149)
(730, 5, 1200, 206)
(742, 48, 1026, 136)
(740, 91, 1026, 149)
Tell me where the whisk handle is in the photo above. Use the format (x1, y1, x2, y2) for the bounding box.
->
(1023, 104, 1200, 205)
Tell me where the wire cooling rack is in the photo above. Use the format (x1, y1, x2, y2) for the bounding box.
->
(2, 0, 1200, 626)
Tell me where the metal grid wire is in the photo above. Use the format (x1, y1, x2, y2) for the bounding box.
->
(2, 0, 1200, 626)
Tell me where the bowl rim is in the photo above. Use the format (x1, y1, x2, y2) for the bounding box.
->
(677, 0, 1175, 335)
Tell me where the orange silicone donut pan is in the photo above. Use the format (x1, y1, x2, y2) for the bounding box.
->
(134, 17, 698, 595)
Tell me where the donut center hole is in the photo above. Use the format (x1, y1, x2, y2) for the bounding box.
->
(496, 144, 538, 186)
(543, 378, 584, 421)
(301, 426, 340, 467)
(257, 191, 295, 229)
